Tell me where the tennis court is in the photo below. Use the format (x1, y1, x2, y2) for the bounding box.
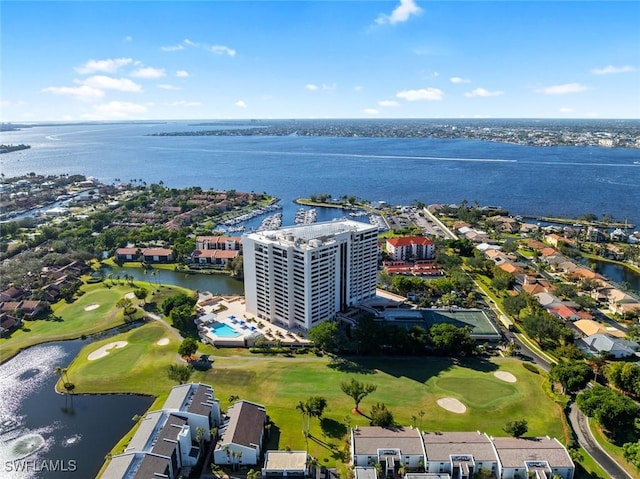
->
(383, 308, 501, 340)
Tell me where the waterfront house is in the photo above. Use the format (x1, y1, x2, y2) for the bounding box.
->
(214, 400, 267, 466)
(115, 247, 139, 261)
(102, 383, 220, 479)
(141, 247, 174, 263)
(0, 312, 22, 337)
(191, 249, 239, 266)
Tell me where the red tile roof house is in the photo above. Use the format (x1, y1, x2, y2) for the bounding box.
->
(386, 236, 435, 261)
(115, 247, 140, 261)
(191, 249, 239, 265)
(0, 312, 23, 337)
(142, 248, 174, 263)
(0, 286, 25, 302)
(196, 235, 242, 251)
(549, 305, 582, 321)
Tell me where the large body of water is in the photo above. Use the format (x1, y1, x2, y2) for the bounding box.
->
(1, 121, 639, 477)
(1, 121, 639, 227)
(0, 341, 153, 478)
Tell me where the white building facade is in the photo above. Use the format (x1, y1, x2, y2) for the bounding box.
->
(243, 220, 378, 330)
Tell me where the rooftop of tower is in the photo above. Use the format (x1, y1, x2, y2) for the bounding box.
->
(245, 219, 376, 247)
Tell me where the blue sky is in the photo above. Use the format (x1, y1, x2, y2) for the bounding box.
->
(2, 1, 639, 121)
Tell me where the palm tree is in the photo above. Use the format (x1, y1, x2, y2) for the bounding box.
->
(418, 410, 425, 431)
(306, 456, 318, 477)
(247, 469, 260, 479)
(195, 426, 205, 451)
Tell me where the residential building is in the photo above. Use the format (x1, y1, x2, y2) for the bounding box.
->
(196, 235, 242, 251)
(579, 334, 639, 358)
(214, 400, 267, 466)
(102, 383, 220, 479)
(242, 220, 378, 330)
(386, 236, 435, 261)
(262, 450, 308, 477)
(350, 427, 574, 479)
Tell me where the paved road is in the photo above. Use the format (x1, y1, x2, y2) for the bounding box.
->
(569, 403, 633, 479)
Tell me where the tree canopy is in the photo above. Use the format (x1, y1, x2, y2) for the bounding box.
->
(178, 337, 199, 358)
(577, 385, 639, 439)
(503, 419, 528, 438)
(549, 361, 592, 395)
(340, 378, 377, 412)
(429, 323, 476, 356)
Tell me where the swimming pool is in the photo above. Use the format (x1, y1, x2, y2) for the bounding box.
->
(209, 322, 241, 338)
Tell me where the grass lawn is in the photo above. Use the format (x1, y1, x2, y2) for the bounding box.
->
(0, 283, 135, 363)
(66, 322, 180, 394)
(0, 280, 189, 363)
(68, 336, 567, 469)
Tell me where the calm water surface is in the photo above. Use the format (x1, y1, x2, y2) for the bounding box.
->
(0, 341, 153, 479)
(1, 122, 639, 226)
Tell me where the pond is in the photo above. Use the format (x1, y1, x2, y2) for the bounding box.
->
(0, 340, 153, 478)
(101, 264, 244, 295)
(587, 258, 640, 293)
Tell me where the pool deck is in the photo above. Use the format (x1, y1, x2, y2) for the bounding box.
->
(196, 293, 311, 347)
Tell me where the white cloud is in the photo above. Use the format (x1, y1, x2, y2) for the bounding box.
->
(82, 101, 148, 120)
(211, 45, 236, 57)
(161, 44, 185, 52)
(123, 36, 133, 43)
(130, 67, 166, 79)
(158, 84, 181, 90)
(80, 75, 142, 92)
(591, 65, 636, 75)
(396, 87, 443, 101)
(464, 87, 504, 97)
(353, 85, 364, 92)
(537, 83, 589, 95)
(75, 58, 134, 74)
(41, 85, 104, 101)
(176, 70, 189, 78)
(559, 107, 573, 113)
(235, 100, 247, 109)
(376, 0, 423, 25)
(363, 108, 380, 115)
(378, 100, 400, 107)
(171, 101, 201, 107)
(450, 76, 470, 84)
(94, 101, 147, 113)
(183, 38, 199, 47)
(321, 83, 337, 91)
(305, 84, 319, 91)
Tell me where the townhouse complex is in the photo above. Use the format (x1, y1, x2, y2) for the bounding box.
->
(351, 427, 574, 479)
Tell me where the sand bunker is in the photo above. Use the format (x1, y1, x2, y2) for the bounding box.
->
(125, 292, 136, 299)
(87, 341, 128, 361)
(156, 338, 170, 346)
(494, 371, 517, 383)
(437, 397, 466, 414)
(84, 304, 100, 311)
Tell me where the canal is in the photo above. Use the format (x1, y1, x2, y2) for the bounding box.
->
(588, 258, 640, 294)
